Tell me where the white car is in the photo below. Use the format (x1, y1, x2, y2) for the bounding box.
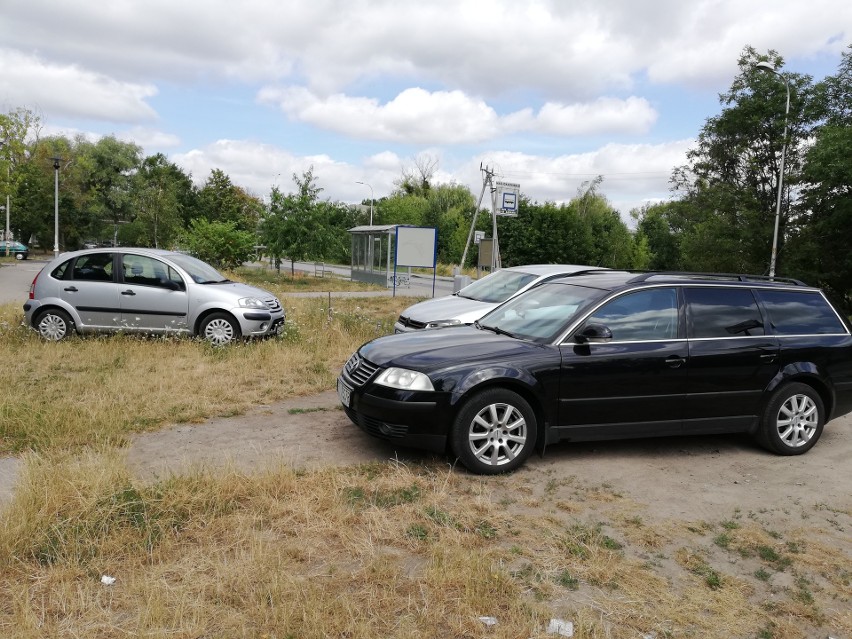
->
(393, 264, 600, 332)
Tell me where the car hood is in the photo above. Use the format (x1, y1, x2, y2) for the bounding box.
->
(359, 326, 541, 373)
(204, 281, 277, 300)
(399, 295, 494, 325)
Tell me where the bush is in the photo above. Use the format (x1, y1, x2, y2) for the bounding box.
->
(180, 218, 256, 269)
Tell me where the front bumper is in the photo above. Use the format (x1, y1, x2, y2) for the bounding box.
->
(235, 308, 285, 337)
(337, 376, 451, 453)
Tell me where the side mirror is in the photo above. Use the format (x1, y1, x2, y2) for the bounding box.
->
(574, 323, 613, 344)
(161, 279, 182, 291)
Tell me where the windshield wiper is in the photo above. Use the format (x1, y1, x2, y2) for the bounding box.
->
(474, 320, 517, 339)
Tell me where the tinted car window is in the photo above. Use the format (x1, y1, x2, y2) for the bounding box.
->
(757, 290, 847, 335)
(686, 287, 764, 338)
(583, 288, 678, 341)
(72, 253, 115, 282)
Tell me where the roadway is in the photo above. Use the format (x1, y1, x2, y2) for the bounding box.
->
(0, 258, 457, 306)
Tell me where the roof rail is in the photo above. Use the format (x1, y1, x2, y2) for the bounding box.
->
(561, 268, 622, 277)
(626, 271, 807, 286)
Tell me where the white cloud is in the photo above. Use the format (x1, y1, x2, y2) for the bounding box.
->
(5, 0, 848, 99)
(118, 127, 181, 150)
(259, 86, 657, 143)
(0, 49, 158, 123)
(534, 97, 657, 136)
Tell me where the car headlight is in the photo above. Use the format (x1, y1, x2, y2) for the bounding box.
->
(374, 367, 434, 391)
(239, 297, 267, 309)
(426, 319, 462, 329)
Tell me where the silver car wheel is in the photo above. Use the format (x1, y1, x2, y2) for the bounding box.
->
(467, 401, 528, 467)
(202, 315, 238, 346)
(37, 311, 71, 341)
(775, 394, 819, 448)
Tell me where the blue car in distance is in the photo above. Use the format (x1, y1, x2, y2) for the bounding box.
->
(1, 241, 29, 260)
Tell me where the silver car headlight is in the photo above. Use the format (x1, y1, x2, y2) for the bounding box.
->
(239, 297, 267, 309)
(426, 319, 462, 329)
(374, 367, 434, 391)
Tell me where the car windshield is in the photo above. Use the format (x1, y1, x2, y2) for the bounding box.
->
(456, 269, 538, 303)
(167, 253, 230, 284)
(476, 282, 607, 342)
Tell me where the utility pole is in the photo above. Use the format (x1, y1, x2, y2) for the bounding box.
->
(460, 164, 496, 270)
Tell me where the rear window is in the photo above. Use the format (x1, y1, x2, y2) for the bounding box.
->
(685, 287, 765, 338)
(457, 269, 537, 303)
(757, 290, 847, 335)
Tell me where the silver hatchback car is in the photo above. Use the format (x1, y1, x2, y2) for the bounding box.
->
(23, 248, 284, 345)
(394, 264, 600, 332)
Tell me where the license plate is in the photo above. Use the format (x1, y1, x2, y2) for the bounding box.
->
(337, 379, 352, 408)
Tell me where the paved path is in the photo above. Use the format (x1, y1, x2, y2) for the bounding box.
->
(0, 259, 458, 305)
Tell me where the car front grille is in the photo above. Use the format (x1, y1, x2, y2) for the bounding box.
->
(265, 297, 283, 313)
(397, 315, 427, 330)
(343, 352, 380, 386)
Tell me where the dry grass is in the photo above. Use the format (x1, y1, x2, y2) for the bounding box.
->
(2, 452, 849, 638)
(0, 292, 411, 455)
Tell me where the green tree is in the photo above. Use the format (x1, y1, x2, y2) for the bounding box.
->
(786, 45, 852, 309)
(18, 136, 83, 251)
(632, 202, 682, 270)
(259, 168, 343, 274)
(181, 218, 256, 269)
(196, 169, 262, 233)
(377, 193, 427, 227)
(500, 184, 637, 269)
(672, 46, 820, 275)
(0, 107, 41, 250)
(75, 135, 143, 245)
(123, 154, 193, 248)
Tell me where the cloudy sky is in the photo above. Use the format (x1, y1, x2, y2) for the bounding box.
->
(2, 0, 850, 221)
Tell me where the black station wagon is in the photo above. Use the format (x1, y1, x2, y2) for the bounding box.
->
(338, 271, 852, 475)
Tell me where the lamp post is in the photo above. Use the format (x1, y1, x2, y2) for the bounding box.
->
(4, 171, 9, 257)
(355, 181, 374, 225)
(1, 204, 7, 257)
(754, 61, 790, 280)
(52, 157, 61, 258)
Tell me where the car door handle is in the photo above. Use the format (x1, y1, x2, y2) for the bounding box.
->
(759, 353, 777, 363)
(665, 355, 685, 368)
(121, 289, 136, 296)
(63, 286, 78, 292)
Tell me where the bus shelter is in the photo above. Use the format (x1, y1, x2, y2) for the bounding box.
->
(348, 224, 400, 287)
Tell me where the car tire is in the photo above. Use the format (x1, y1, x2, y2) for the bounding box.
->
(15, 253, 25, 260)
(758, 382, 824, 455)
(200, 312, 241, 346)
(35, 308, 75, 341)
(451, 388, 537, 475)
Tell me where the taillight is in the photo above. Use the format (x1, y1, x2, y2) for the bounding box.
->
(29, 272, 39, 299)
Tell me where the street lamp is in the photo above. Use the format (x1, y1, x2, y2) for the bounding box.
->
(355, 181, 374, 225)
(52, 157, 62, 258)
(1, 204, 7, 257)
(754, 61, 790, 280)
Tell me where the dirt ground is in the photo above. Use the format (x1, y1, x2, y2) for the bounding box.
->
(2, 391, 851, 526)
